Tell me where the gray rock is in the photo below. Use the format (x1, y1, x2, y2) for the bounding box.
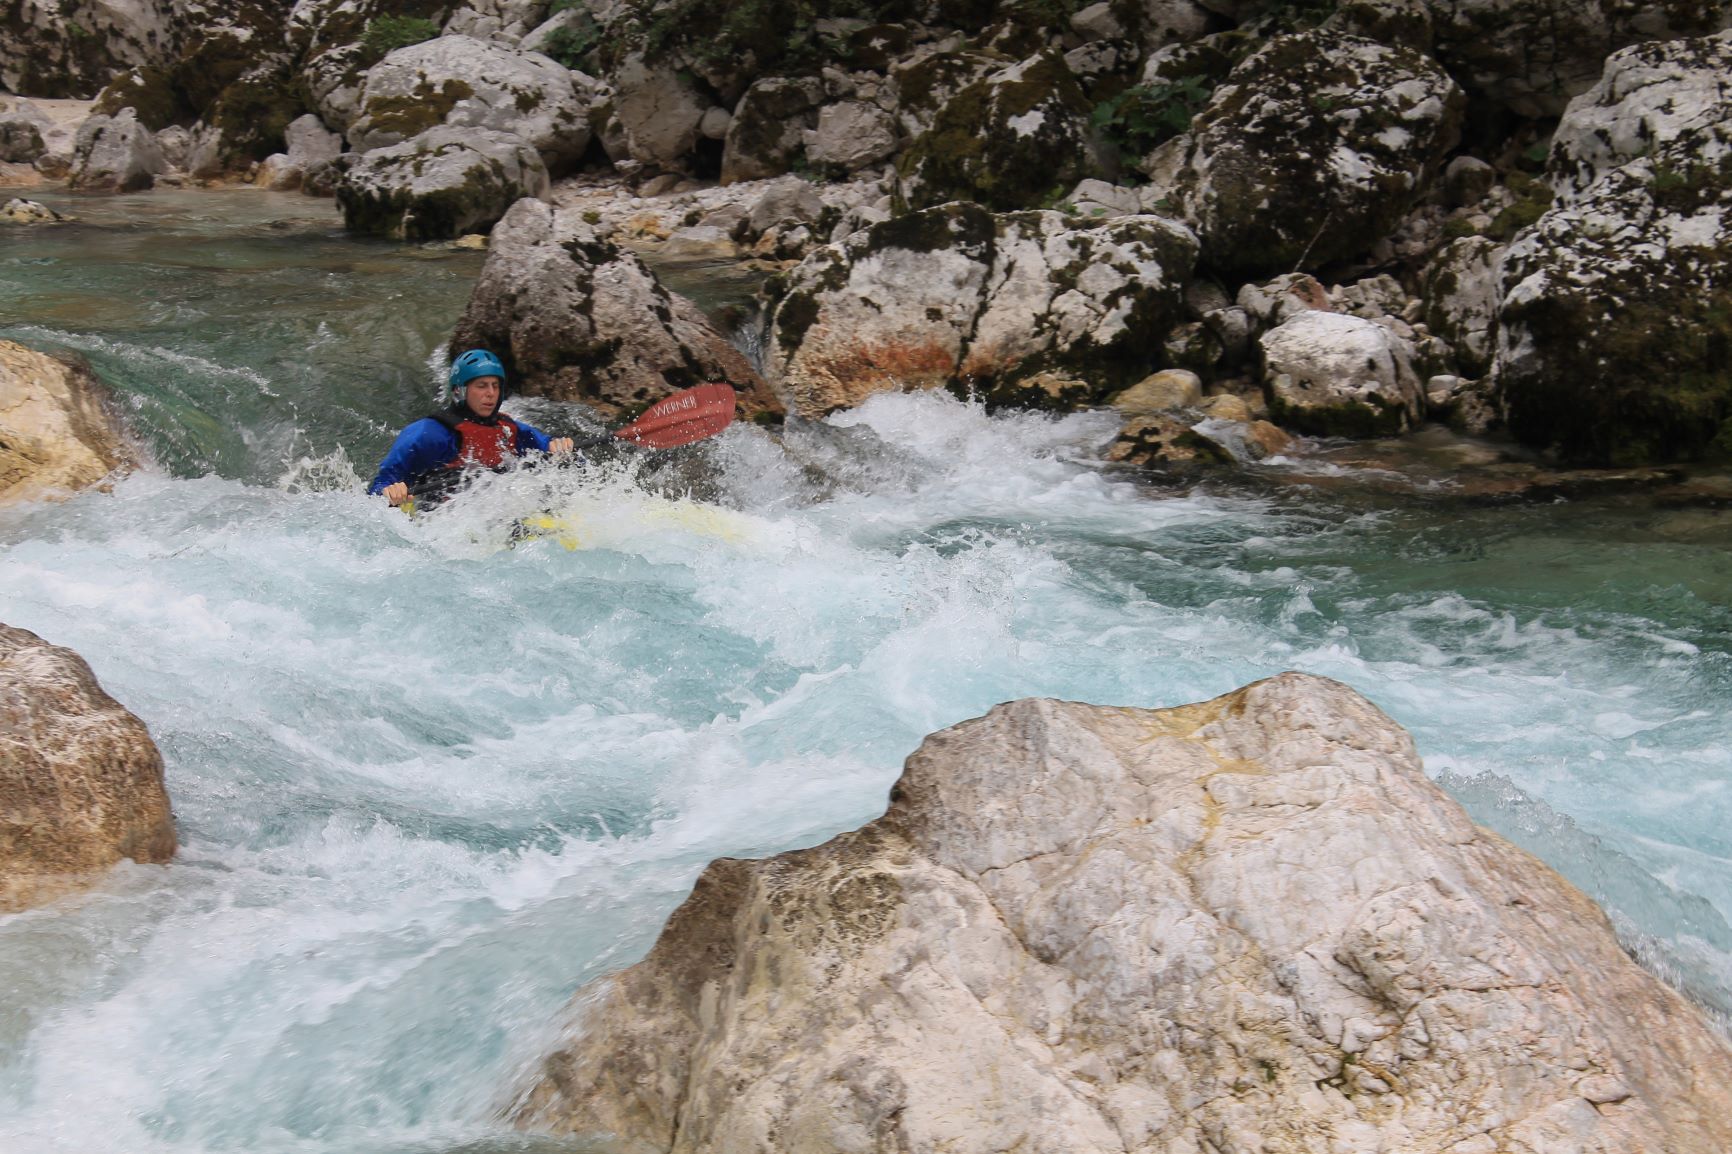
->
(349, 36, 593, 173)
(803, 101, 898, 174)
(336, 125, 549, 241)
(515, 675, 1732, 1154)
(613, 52, 708, 172)
(154, 125, 192, 170)
(444, 0, 552, 44)
(898, 51, 1101, 213)
(1442, 154, 1496, 207)
(768, 203, 1199, 415)
(448, 198, 780, 417)
(0, 117, 45, 163)
(888, 50, 1001, 142)
(1496, 29, 1732, 464)
(1173, 29, 1464, 277)
(721, 77, 824, 185)
(1261, 309, 1425, 436)
(1422, 236, 1503, 378)
(255, 154, 305, 191)
(69, 109, 166, 193)
(0, 622, 175, 915)
(285, 114, 342, 168)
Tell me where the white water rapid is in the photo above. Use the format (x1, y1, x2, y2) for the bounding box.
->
(1, 193, 1728, 1154)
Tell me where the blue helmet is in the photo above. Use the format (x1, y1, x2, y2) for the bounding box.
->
(448, 349, 507, 403)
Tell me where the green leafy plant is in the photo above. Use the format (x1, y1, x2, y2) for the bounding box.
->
(1090, 76, 1213, 157)
(541, 11, 603, 71)
(360, 15, 441, 60)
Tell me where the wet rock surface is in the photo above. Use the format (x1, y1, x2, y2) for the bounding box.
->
(516, 674, 1732, 1154)
(449, 197, 779, 418)
(767, 203, 1198, 415)
(0, 623, 176, 914)
(0, 340, 135, 505)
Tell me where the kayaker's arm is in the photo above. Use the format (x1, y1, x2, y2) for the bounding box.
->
(369, 419, 459, 500)
(513, 421, 574, 457)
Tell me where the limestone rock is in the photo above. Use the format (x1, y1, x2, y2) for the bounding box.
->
(0, 623, 175, 914)
(348, 35, 592, 172)
(720, 77, 824, 185)
(516, 674, 1732, 1154)
(0, 342, 134, 507)
(803, 101, 898, 175)
(887, 49, 1001, 143)
(897, 50, 1101, 213)
(1105, 411, 1231, 465)
(0, 0, 171, 98)
(1261, 310, 1425, 437)
(1107, 368, 1203, 414)
(448, 198, 779, 418)
(767, 203, 1199, 415)
(285, 112, 342, 167)
(336, 125, 549, 241)
(1422, 236, 1503, 379)
(612, 52, 708, 172)
(1235, 272, 1331, 334)
(1339, 0, 1730, 118)
(1496, 30, 1732, 464)
(1172, 29, 1464, 277)
(1, 199, 70, 224)
(0, 116, 46, 163)
(69, 108, 166, 192)
(444, 0, 551, 44)
(255, 154, 304, 191)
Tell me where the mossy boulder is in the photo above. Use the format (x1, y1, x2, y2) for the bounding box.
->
(1336, 0, 1730, 119)
(720, 76, 824, 184)
(290, 0, 461, 131)
(766, 202, 1200, 415)
(93, 67, 194, 131)
(888, 49, 1004, 141)
(898, 50, 1102, 213)
(336, 124, 549, 240)
(1172, 29, 1464, 279)
(1421, 236, 1503, 379)
(0, 0, 170, 98)
(1495, 31, 1732, 465)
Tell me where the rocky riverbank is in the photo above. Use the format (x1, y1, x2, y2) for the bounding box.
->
(516, 674, 1732, 1153)
(2, 1, 1728, 471)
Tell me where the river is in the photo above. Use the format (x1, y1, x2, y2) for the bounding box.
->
(2, 190, 1728, 1153)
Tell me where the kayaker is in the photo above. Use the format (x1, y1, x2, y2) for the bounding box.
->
(369, 350, 575, 506)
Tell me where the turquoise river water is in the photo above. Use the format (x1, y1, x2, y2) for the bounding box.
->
(1, 191, 1729, 1153)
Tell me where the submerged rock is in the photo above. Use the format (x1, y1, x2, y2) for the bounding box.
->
(517, 673, 1732, 1153)
(767, 202, 1199, 415)
(449, 198, 779, 417)
(336, 125, 548, 241)
(1497, 30, 1732, 465)
(0, 341, 135, 505)
(0, 623, 176, 914)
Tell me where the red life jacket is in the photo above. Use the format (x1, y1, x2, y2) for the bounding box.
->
(432, 410, 521, 471)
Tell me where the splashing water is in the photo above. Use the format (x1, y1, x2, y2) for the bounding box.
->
(1, 192, 1729, 1153)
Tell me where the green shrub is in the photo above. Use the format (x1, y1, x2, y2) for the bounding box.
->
(541, 11, 603, 71)
(361, 15, 442, 60)
(1090, 77, 1212, 158)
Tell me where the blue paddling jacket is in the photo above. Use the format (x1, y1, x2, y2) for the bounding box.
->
(368, 408, 555, 494)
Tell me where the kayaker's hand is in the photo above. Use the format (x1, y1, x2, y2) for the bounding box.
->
(549, 437, 574, 455)
(382, 481, 410, 506)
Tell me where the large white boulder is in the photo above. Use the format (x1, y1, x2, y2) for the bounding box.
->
(1260, 309, 1425, 436)
(68, 107, 166, 192)
(766, 203, 1199, 415)
(448, 198, 781, 418)
(612, 52, 710, 172)
(335, 125, 549, 241)
(348, 35, 594, 172)
(516, 674, 1732, 1154)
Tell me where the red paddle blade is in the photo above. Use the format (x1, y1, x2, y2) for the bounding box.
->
(614, 382, 737, 449)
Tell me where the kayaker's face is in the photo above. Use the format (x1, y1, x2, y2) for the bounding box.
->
(465, 376, 502, 418)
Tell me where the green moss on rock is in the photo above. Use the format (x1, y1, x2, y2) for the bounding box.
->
(92, 67, 193, 130)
